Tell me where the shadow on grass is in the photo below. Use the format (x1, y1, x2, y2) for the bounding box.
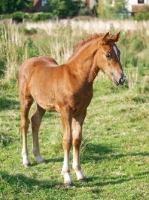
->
(1, 151, 149, 191)
(1, 141, 148, 190)
(79, 143, 149, 187)
(30, 157, 63, 167)
(0, 96, 19, 111)
(0, 171, 63, 191)
(81, 143, 149, 163)
(81, 143, 114, 163)
(0, 132, 17, 147)
(87, 171, 149, 187)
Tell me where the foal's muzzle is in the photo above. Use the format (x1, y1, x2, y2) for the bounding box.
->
(119, 74, 126, 85)
(111, 73, 126, 86)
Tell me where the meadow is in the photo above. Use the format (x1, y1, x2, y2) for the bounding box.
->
(0, 19, 149, 199)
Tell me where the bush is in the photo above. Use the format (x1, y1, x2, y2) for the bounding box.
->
(24, 13, 30, 20)
(78, 7, 93, 16)
(30, 12, 52, 22)
(134, 12, 149, 21)
(12, 12, 24, 23)
(1, 12, 52, 23)
(23, 28, 38, 35)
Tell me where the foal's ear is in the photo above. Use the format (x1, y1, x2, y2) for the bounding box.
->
(102, 32, 110, 44)
(110, 32, 120, 42)
(102, 32, 120, 44)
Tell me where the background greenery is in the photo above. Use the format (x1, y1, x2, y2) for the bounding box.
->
(97, 0, 128, 19)
(0, 20, 149, 199)
(0, 0, 33, 14)
(1, 0, 149, 21)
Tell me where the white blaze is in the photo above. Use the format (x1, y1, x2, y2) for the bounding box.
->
(113, 46, 119, 59)
(113, 45, 126, 82)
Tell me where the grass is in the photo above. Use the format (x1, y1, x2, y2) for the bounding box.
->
(0, 75, 149, 200)
(1, 19, 149, 199)
(26, 19, 149, 34)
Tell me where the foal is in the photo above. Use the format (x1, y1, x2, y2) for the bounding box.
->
(18, 32, 126, 186)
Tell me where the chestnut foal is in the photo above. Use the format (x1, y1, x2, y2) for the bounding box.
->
(18, 32, 126, 186)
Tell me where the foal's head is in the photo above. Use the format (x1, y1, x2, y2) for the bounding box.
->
(95, 32, 125, 86)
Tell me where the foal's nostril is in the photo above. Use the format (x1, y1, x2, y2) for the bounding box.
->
(119, 75, 126, 85)
(119, 78, 123, 85)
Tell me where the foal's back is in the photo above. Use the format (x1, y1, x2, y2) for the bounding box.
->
(19, 56, 58, 79)
(18, 56, 61, 110)
(18, 55, 93, 113)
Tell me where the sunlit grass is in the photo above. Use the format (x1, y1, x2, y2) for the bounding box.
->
(1, 19, 149, 199)
(0, 75, 149, 199)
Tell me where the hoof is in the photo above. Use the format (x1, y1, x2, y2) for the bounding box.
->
(37, 159, 45, 164)
(64, 182, 74, 188)
(78, 178, 87, 184)
(23, 163, 31, 168)
(36, 156, 45, 164)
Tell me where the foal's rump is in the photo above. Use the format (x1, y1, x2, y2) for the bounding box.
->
(19, 56, 58, 75)
(18, 56, 61, 111)
(18, 56, 58, 85)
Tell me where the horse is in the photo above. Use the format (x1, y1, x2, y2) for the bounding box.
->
(18, 32, 126, 186)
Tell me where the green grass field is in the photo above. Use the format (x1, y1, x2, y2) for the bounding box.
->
(0, 19, 149, 199)
(0, 75, 149, 200)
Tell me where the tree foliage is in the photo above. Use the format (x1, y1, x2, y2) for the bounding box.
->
(0, 0, 34, 14)
(97, 0, 127, 19)
(24, 0, 34, 8)
(0, 0, 25, 14)
(47, 0, 82, 18)
(134, 12, 149, 21)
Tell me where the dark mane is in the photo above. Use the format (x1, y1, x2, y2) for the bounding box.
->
(69, 33, 104, 60)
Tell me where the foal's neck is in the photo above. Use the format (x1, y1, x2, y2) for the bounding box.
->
(67, 42, 99, 83)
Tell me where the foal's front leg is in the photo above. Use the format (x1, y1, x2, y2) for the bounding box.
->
(72, 113, 87, 182)
(61, 107, 73, 186)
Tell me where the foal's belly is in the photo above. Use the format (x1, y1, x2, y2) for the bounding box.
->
(31, 90, 60, 112)
(31, 85, 92, 114)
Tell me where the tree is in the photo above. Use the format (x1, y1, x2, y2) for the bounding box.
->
(0, 0, 25, 14)
(97, 0, 127, 19)
(24, 0, 34, 8)
(47, 0, 82, 18)
(114, 0, 126, 12)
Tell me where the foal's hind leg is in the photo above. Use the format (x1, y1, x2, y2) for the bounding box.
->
(61, 107, 73, 186)
(31, 104, 46, 163)
(20, 96, 33, 167)
(72, 112, 87, 183)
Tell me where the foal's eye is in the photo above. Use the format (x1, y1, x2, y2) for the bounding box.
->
(105, 53, 112, 59)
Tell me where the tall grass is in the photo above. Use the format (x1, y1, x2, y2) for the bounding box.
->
(0, 23, 28, 84)
(0, 19, 149, 91)
(26, 19, 149, 35)
(0, 25, 19, 80)
(1, 19, 149, 199)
